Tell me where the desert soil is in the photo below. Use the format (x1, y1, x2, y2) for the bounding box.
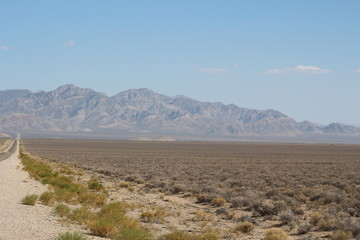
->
(0, 140, 101, 240)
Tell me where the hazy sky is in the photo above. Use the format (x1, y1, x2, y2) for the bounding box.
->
(1, 1, 359, 125)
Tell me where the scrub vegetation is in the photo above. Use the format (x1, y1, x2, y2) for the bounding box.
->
(22, 139, 360, 239)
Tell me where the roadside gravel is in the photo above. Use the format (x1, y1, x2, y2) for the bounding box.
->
(0, 141, 100, 240)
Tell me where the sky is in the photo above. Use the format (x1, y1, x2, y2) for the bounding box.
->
(0, 1, 359, 125)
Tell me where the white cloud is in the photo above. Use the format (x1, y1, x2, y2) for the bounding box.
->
(200, 68, 228, 74)
(353, 68, 360, 73)
(234, 64, 241, 68)
(0, 45, 11, 50)
(64, 40, 75, 47)
(266, 65, 331, 75)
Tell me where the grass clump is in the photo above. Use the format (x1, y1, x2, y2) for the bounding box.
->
(88, 178, 104, 191)
(140, 209, 167, 223)
(78, 191, 107, 207)
(54, 203, 71, 217)
(211, 197, 226, 207)
(233, 221, 254, 233)
(87, 202, 146, 238)
(331, 230, 352, 240)
(264, 228, 288, 240)
(21, 194, 38, 206)
(160, 230, 219, 240)
(54, 231, 88, 240)
(113, 228, 154, 240)
(70, 207, 96, 224)
(39, 191, 55, 206)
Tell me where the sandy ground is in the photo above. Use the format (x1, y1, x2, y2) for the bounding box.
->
(0, 140, 100, 240)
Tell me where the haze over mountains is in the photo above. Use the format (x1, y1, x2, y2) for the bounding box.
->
(0, 85, 359, 141)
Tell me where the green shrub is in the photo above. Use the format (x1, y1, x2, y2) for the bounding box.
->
(54, 231, 88, 240)
(21, 194, 38, 206)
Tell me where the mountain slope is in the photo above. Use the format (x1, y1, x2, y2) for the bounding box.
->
(0, 84, 359, 137)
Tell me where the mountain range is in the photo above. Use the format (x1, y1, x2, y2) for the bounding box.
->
(0, 85, 359, 141)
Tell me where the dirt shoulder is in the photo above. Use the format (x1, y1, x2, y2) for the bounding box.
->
(0, 141, 99, 240)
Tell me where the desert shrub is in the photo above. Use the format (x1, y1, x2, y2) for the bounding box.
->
(297, 222, 311, 235)
(125, 174, 144, 184)
(54, 232, 88, 240)
(278, 209, 294, 225)
(331, 230, 352, 240)
(233, 221, 254, 233)
(39, 191, 54, 206)
(338, 217, 360, 237)
(54, 203, 71, 217)
(230, 196, 244, 208)
(252, 201, 277, 216)
(317, 217, 337, 231)
(160, 230, 219, 240)
(310, 211, 324, 226)
(214, 208, 229, 216)
(211, 197, 226, 207)
(160, 231, 191, 240)
(120, 182, 130, 188)
(21, 194, 38, 206)
(194, 210, 213, 222)
(140, 209, 167, 223)
(323, 192, 345, 204)
(196, 193, 215, 204)
(88, 178, 104, 191)
(264, 228, 288, 240)
(169, 184, 185, 194)
(238, 214, 257, 224)
(113, 228, 153, 240)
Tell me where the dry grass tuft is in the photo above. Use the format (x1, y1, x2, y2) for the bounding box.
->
(21, 194, 38, 206)
(264, 228, 288, 240)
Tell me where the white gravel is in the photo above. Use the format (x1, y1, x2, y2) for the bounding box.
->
(0, 141, 99, 240)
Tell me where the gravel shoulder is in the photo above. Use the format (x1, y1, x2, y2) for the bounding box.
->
(0, 141, 97, 240)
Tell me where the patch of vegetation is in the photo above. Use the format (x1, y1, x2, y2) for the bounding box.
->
(264, 228, 288, 240)
(39, 191, 55, 206)
(331, 230, 352, 240)
(211, 197, 226, 207)
(233, 221, 254, 233)
(140, 209, 167, 223)
(160, 230, 219, 240)
(54, 231, 88, 240)
(21, 194, 38, 206)
(54, 203, 71, 217)
(20, 151, 107, 206)
(88, 178, 104, 191)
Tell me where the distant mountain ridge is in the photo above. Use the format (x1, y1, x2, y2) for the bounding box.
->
(0, 84, 359, 138)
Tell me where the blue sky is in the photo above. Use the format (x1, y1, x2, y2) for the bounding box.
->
(0, 1, 359, 125)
